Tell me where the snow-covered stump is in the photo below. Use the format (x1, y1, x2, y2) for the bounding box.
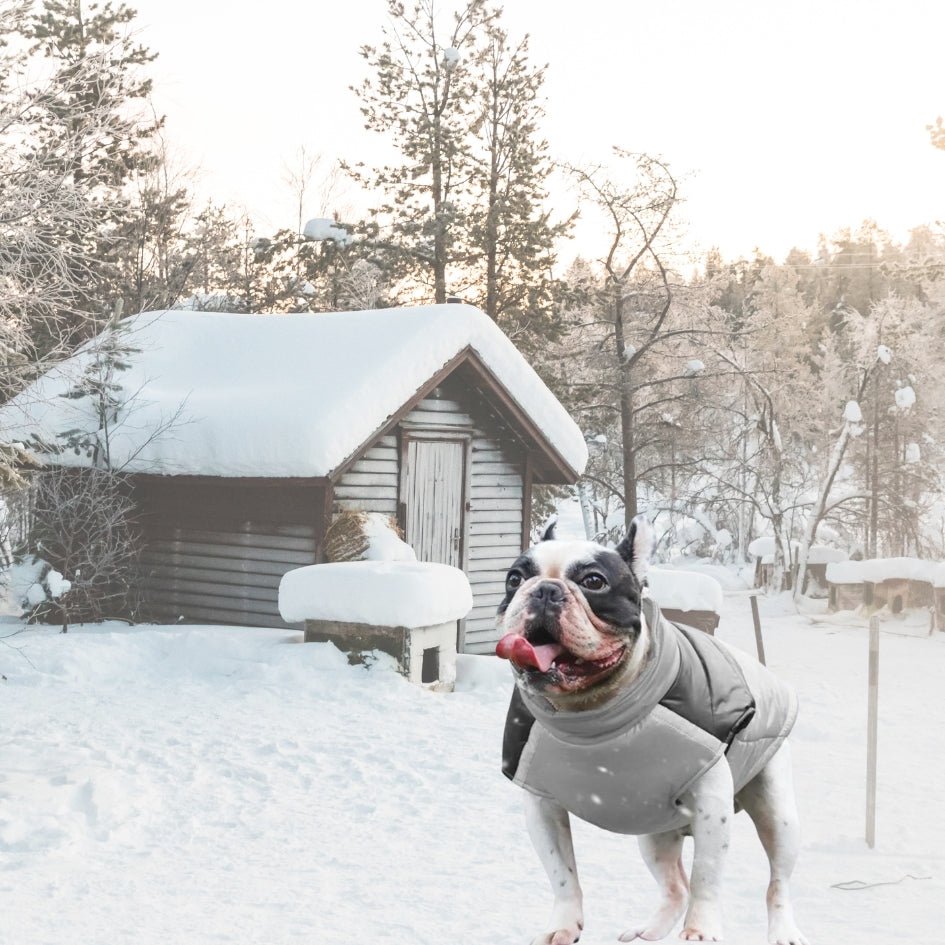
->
(278, 561, 473, 692)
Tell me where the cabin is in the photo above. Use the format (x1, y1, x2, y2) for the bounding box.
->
(826, 558, 939, 615)
(0, 304, 587, 654)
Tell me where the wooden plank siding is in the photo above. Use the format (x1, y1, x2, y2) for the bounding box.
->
(328, 378, 523, 654)
(135, 479, 322, 628)
(132, 373, 541, 646)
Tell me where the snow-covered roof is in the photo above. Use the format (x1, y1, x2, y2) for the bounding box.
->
(935, 563, 945, 589)
(826, 558, 941, 585)
(0, 305, 588, 479)
(647, 567, 724, 615)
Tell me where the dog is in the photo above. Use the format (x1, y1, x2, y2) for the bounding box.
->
(495, 516, 808, 945)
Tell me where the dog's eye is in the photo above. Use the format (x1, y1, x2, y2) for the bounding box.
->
(506, 572, 523, 590)
(581, 573, 607, 591)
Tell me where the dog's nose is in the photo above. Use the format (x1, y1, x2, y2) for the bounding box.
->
(532, 581, 565, 606)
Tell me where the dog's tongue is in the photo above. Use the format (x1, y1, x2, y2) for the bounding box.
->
(495, 633, 564, 672)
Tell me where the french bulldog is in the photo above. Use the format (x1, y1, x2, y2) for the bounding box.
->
(495, 516, 808, 945)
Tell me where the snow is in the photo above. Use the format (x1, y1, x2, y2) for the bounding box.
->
(843, 400, 863, 423)
(278, 560, 473, 627)
(747, 536, 775, 558)
(905, 442, 921, 464)
(0, 305, 588, 478)
(826, 557, 941, 585)
(934, 563, 945, 588)
(442, 45, 460, 67)
(876, 344, 893, 365)
(894, 386, 916, 411)
(359, 513, 416, 562)
(1, 592, 942, 944)
(44, 569, 71, 599)
(647, 566, 724, 614)
(302, 216, 351, 244)
(806, 545, 847, 565)
(1, 555, 47, 611)
(684, 358, 705, 375)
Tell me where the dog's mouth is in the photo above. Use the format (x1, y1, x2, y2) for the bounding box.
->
(496, 631, 627, 687)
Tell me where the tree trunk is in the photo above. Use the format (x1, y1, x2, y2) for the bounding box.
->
(613, 285, 637, 525)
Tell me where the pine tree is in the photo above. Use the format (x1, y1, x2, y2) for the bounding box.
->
(24, 0, 165, 342)
(349, 0, 496, 303)
(465, 25, 571, 350)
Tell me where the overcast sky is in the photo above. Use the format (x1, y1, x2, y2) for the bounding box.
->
(135, 0, 945, 264)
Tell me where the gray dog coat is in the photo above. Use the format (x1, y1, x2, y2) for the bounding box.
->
(502, 596, 797, 835)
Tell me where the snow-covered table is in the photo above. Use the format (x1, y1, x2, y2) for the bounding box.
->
(647, 568, 724, 635)
(278, 561, 473, 691)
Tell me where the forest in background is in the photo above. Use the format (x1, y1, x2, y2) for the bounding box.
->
(2, 0, 944, 605)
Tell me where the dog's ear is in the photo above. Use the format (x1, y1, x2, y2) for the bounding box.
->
(539, 515, 557, 542)
(616, 514, 654, 584)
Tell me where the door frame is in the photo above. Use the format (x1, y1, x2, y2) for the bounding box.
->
(398, 428, 473, 652)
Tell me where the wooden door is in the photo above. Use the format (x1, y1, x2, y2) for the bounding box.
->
(401, 437, 467, 567)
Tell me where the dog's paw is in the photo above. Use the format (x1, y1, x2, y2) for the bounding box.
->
(529, 928, 581, 945)
(679, 929, 722, 942)
(619, 924, 669, 941)
(768, 919, 809, 945)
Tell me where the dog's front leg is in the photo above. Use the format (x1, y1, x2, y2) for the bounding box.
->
(679, 758, 734, 941)
(524, 792, 584, 945)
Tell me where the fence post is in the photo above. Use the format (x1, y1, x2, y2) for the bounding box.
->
(866, 616, 880, 848)
(750, 594, 766, 665)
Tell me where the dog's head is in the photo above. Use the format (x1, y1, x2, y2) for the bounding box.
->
(495, 515, 654, 704)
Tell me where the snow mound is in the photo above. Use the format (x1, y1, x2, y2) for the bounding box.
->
(747, 536, 775, 558)
(806, 545, 847, 565)
(648, 567, 724, 614)
(826, 557, 940, 585)
(278, 560, 473, 627)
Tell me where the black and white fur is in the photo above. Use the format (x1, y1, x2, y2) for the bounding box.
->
(496, 516, 808, 945)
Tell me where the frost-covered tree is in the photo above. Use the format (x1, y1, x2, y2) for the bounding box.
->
(464, 24, 570, 348)
(349, 0, 496, 303)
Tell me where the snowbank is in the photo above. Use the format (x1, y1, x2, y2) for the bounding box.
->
(278, 560, 473, 627)
(0, 305, 588, 478)
(647, 567, 724, 614)
(825, 557, 940, 585)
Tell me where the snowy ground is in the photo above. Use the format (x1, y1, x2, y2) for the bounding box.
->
(1, 592, 943, 944)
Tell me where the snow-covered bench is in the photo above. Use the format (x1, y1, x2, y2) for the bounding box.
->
(278, 561, 473, 691)
(647, 568, 724, 635)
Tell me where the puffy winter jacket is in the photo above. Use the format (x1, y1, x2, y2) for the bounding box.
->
(502, 596, 797, 835)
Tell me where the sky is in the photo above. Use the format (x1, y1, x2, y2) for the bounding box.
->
(132, 0, 945, 265)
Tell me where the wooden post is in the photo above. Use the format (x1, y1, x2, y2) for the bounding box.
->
(866, 616, 880, 848)
(750, 594, 766, 665)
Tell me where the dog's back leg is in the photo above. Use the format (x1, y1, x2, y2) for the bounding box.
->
(619, 828, 688, 941)
(736, 743, 809, 945)
(524, 792, 585, 945)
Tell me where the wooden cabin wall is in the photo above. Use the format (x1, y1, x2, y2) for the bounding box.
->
(331, 377, 525, 654)
(135, 478, 322, 627)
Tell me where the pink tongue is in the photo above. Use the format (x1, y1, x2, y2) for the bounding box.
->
(496, 633, 564, 672)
